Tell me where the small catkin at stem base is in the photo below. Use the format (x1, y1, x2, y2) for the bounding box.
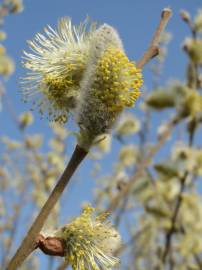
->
(7, 145, 88, 270)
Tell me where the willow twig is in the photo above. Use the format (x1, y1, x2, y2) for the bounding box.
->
(137, 8, 172, 69)
(7, 145, 88, 270)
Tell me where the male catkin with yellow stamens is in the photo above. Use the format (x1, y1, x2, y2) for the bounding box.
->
(22, 20, 142, 144)
(96, 47, 142, 112)
(76, 24, 143, 150)
(52, 205, 121, 270)
(22, 17, 96, 123)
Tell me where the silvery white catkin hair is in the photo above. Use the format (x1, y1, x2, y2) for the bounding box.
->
(76, 24, 124, 150)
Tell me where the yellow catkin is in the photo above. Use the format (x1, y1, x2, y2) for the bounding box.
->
(22, 17, 96, 124)
(94, 47, 142, 114)
(55, 205, 121, 270)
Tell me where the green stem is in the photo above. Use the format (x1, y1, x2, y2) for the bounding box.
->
(7, 145, 88, 270)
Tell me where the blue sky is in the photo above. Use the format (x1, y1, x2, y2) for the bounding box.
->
(1, 0, 202, 269)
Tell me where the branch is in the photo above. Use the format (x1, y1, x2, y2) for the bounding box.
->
(161, 171, 189, 262)
(137, 8, 172, 69)
(7, 145, 88, 270)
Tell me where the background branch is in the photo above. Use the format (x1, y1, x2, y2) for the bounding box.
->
(137, 8, 172, 69)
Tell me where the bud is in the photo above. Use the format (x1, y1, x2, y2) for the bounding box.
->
(19, 111, 34, 129)
(0, 55, 15, 76)
(180, 10, 191, 23)
(146, 89, 175, 110)
(6, 0, 24, 13)
(183, 38, 202, 66)
(194, 9, 202, 33)
(154, 162, 179, 178)
(115, 113, 140, 136)
(118, 145, 138, 167)
(178, 90, 202, 118)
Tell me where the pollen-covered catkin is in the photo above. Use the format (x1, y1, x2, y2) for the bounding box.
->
(22, 18, 96, 123)
(76, 24, 143, 150)
(21, 19, 143, 146)
(53, 205, 121, 270)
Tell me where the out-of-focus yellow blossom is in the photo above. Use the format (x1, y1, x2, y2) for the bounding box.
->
(0, 45, 5, 55)
(157, 123, 171, 140)
(172, 142, 192, 160)
(50, 122, 69, 140)
(177, 193, 202, 257)
(171, 143, 202, 176)
(54, 205, 121, 270)
(0, 55, 15, 76)
(194, 9, 202, 33)
(5, 0, 24, 13)
(118, 145, 138, 168)
(0, 197, 5, 216)
(186, 149, 202, 176)
(146, 89, 175, 109)
(94, 134, 112, 153)
(183, 38, 202, 66)
(47, 152, 65, 171)
(49, 138, 65, 153)
(180, 90, 202, 118)
(19, 111, 34, 129)
(180, 10, 191, 23)
(156, 180, 181, 202)
(32, 189, 47, 208)
(0, 31, 6, 41)
(116, 113, 140, 136)
(24, 134, 43, 149)
(2, 137, 21, 150)
(154, 161, 179, 178)
(159, 32, 172, 45)
(146, 82, 189, 111)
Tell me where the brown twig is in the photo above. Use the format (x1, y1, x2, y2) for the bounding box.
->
(7, 145, 88, 270)
(137, 8, 172, 69)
